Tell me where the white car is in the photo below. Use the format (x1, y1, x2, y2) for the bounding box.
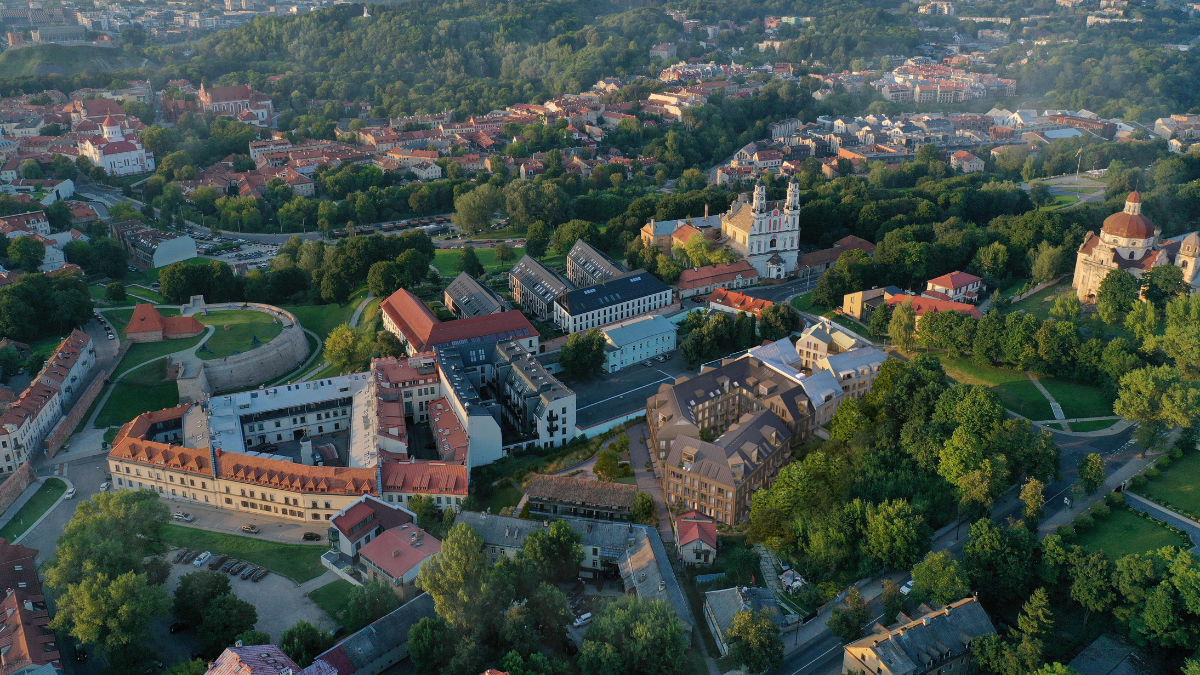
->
(193, 551, 212, 567)
(900, 580, 914, 595)
(64, 487, 76, 499)
(99, 482, 110, 492)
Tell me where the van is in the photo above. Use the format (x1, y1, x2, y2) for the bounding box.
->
(572, 613, 592, 629)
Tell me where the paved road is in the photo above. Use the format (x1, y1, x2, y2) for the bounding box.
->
(627, 422, 673, 542)
(743, 277, 818, 305)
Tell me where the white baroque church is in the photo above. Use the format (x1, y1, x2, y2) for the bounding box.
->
(720, 181, 801, 280)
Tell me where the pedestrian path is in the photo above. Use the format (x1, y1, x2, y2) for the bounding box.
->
(1125, 492, 1200, 552)
(1025, 371, 1065, 420)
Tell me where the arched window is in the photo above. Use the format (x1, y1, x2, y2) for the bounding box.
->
(1128, 250, 1135, 260)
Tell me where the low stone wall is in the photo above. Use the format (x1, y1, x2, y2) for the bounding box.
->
(199, 303, 309, 393)
(0, 464, 36, 518)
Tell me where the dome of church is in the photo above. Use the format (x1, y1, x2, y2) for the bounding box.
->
(1102, 191, 1154, 240)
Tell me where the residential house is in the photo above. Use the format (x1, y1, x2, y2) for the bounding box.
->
(707, 288, 773, 318)
(357, 525, 440, 601)
(507, 255, 574, 322)
(950, 150, 985, 173)
(675, 260, 759, 299)
(673, 510, 717, 565)
(600, 314, 677, 372)
(924, 271, 983, 303)
(842, 598, 995, 675)
(705, 586, 788, 655)
(524, 474, 638, 521)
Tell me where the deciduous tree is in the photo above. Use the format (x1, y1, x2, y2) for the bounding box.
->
(280, 620, 333, 668)
(198, 594, 258, 656)
(828, 588, 870, 643)
(726, 609, 784, 674)
(1077, 453, 1105, 495)
(909, 551, 969, 605)
(345, 581, 400, 632)
(518, 521, 585, 583)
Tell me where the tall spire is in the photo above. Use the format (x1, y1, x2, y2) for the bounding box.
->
(785, 179, 799, 210)
(752, 182, 767, 213)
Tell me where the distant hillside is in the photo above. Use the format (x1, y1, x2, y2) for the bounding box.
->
(0, 44, 149, 77)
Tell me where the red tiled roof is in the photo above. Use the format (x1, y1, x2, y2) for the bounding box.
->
(885, 294, 982, 319)
(676, 260, 758, 290)
(380, 460, 468, 496)
(126, 304, 203, 337)
(671, 224, 704, 244)
(708, 288, 773, 316)
(358, 526, 440, 580)
(675, 511, 717, 550)
(205, 645, 299, 675)
(380, 288, 537, 352)
(926, 270, 981, 291)
(796, 235, 876, 271)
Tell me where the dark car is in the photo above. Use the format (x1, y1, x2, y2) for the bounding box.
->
(169, 622, 187, 634)
(207, 555, 229, 571)
(229, 562, 248, 575)
(330, 626, 347, 639)
(302, 532, 321, 541)
(251, 568, 269, 582)
(182, 550, 200, 564)
(565, 639, 578, 657)
(240, 566, 259, 580)
(220, 559, 239, 573)
(74, 648, 88, 663)
(173, 549, 191, 564)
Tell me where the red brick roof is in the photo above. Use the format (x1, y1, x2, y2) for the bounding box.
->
(676, 260, 758, 290)
(205, 645, 298, 675)
(674, 511, 717, 549)
(886, 294, 982, 319)
(358, 526, 440, 580)
(926, 270, 981, 291)
(708, 288, 773, 316)
(380, 288, 537, 352)
(126, 304, 204, 337)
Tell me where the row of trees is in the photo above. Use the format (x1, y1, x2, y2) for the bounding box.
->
(678, 305, 803, 368)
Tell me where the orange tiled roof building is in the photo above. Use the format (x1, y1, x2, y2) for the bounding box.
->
(125, 303, 204, 343)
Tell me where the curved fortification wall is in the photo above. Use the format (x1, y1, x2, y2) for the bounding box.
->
(199, 303, 309, 393)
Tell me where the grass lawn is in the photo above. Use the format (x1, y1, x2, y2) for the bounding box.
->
(432, 246, 525, 278)
(1069, 419, 1119, 432)
(127, 286, 166, 303)
(820, 310, 868, 335)
(614, 476, 637, 485)
(0, 478, 67, 541)
(95, 360, 179, 428)
(791, 293, 814, 312)
(479, 480, 526, 515)
(282, 286, 368, 341)
(196, 310, 284, 360)
(1074, 506, 1190, 559)
(90, 285, 135, 306)
(1004, 280, 1070, 320)
(1045, 423, 1064, 431)
(937, 355, 1055, 420)
(161, 524, 327, 583)
(28, 333, 70, 361)
(309, 580, 357, 623)
(1038, 376, 1113, 419)
(1040, 195, 1080, 211)
(1135, 450, 1200, 519)
(112, 332, 205, 379)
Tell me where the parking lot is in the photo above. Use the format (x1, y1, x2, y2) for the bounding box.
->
(165, 554, 333, 641)
(196, 235, 279, 269)
(571, 350, 694, 428)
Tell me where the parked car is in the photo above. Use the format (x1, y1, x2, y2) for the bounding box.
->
(302, 532, 321, 541)
(572, 613, 593, 629)
(169, 622, 187, 634)
(251, 568, 269, 582)
(64, 487, 76, 499)
(219, 559, 238, 573)
(207, 554, 228, 571)
(99, 482, 110, 491)
(192, 551, 212, 567)
(900, 580, 914, 596)
(107, 334, 115, 340)
(74, 648, 88, 663)
(240, 566, 259, 580)
(231, 562, 249, 575)
(241, 525, 260, 534)
(182, 550, 201, 564)
(172, 512, 194, 522)
(173, 549, 191, 564)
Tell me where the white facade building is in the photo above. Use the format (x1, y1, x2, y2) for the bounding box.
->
(602, 315, 678, 372)
(720, 182, 801, 279)
(78, 116, 155, 176)
(553, 272, 674, 333)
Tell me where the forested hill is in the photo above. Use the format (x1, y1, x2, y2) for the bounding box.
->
(150, 0, 675, 116)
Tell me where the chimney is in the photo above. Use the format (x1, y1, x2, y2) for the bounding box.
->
(704, 204, 709, 219)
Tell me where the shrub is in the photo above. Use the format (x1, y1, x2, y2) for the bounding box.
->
(1146, 467, 1160, 479)
(1073, 514, 1095, 531)
(1055, 526, 1077, 542)
(1170, 447, 1184, 459)
(1156, 457, 1171, 469)
(1106, 492, 1126, 507)
(1131, 475, 1148, 488)
(1091, 503, 1110, 519)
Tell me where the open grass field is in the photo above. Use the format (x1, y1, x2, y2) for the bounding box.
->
(0, 478, 67, 542)
(309, 580, 357, 623)
(791, 293, 815, 312)
(1040, 195, 1080, 211)
(1135, 451, 1200, 520)
(1074, 506, 1191, 559)
(1004, 280, 1071, 320)
(196, 310, 283, 360)
(479, 480, 526, 515)
(282, 286, 368, 341)
(161, 524, 327, 583)
(1038, 376, 1113, 419)
(112, 331, 205, 379)
(1068, 419, 1119, 432)
(94, 360, 179, 428)
(126, 286, 166, 303)
(937, 355, 1055, 420)
(432, 246, 526, 278)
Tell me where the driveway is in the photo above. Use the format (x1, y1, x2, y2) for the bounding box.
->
(570, 353, 692, 428)
(627, 422, 674, 542)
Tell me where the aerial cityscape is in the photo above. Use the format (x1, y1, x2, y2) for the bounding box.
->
(0, 0, 1198, 674)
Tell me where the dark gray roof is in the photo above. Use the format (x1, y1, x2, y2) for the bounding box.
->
(666, 409, 791, 487)
(456, 510, 550, 550)
(705, 586, 784, 638)
(848, 598, 995, 675)
(509, 255, 574, 303)
(568, 240, 627, 281)
(313, 593, 435, 675)
(445, 272, 510, 317)
(555, 271, 670, 315)
(1068, 635, 1156, 675)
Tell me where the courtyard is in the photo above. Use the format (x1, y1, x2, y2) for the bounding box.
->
(568, 349, 693, 428)
(196, 309, 284, 359)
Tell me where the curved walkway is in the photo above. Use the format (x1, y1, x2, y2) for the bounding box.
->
(1125, 492, 1200, 553)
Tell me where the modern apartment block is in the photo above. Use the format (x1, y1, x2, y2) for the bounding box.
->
(566, 240, 628, 287)
(507, 255, 574, 321)
(553, 271, 673, 333)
